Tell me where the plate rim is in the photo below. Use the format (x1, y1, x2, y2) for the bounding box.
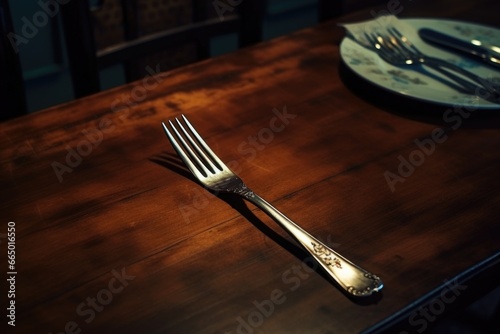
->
(339, 17, 500, 110)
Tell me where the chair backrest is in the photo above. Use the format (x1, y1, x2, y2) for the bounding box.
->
(60, 0, 265, 99)
(318, 0, 391, 21)
(0, 0, 27, 121)
(318, 0, 342, 22)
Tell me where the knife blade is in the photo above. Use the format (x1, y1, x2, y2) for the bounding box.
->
(418, 28, 500, 69)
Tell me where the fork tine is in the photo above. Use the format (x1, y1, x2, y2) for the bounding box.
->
(365, 32, 394, 60)
(388, 27, 422, 56)
(169, 119, 212, 176)
(162, 121, 209, 179)
(388, 27, 408, 45)
(175, 118, 220, 173)
(364, 32, 383, 53)
(364, 32, 377, 47)
(384, 33, 409, 58)
(181, 115, 228, 172)
(372, 30, 412, 61)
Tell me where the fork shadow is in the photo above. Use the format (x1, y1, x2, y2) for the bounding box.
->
(150, 152, 383, 305)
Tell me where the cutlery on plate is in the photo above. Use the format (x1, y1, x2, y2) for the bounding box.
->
(418, 28, 500, 69)
(365, 27, 500, 100)
(162, 115, 383, 297)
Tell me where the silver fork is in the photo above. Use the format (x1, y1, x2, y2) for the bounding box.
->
(365, 27, 500, 99)
(162, 115, 383, 297)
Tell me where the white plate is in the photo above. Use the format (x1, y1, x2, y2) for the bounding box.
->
(339, 18, 500, 109)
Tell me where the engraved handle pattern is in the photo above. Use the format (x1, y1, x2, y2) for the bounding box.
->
(246, 192, 383, 297)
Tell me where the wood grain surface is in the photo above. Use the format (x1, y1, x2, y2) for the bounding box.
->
(1, 1, 499, 333)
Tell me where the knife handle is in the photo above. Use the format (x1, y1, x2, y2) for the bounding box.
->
(418, 28, 487, 59)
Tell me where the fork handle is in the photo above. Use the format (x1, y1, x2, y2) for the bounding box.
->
(423, 57, 500, 97)
(246, 193, 383, 297)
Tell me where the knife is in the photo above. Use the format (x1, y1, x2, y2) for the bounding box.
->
(418, 28, 500, 69)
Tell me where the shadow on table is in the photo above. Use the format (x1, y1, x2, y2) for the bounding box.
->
(338, 61, 500, 129)
(151, 152, 383, 305)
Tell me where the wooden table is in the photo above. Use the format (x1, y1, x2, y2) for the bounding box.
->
(2, 0, 499, 333)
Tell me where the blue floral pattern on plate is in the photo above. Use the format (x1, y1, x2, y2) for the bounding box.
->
(340, 17, 500, 109)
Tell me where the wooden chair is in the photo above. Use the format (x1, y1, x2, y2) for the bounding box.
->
(318, 0, 390, 21)
(60, 0, 266, 99)
(318, 0, 342, 22)
(0, 0, 27, 121)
